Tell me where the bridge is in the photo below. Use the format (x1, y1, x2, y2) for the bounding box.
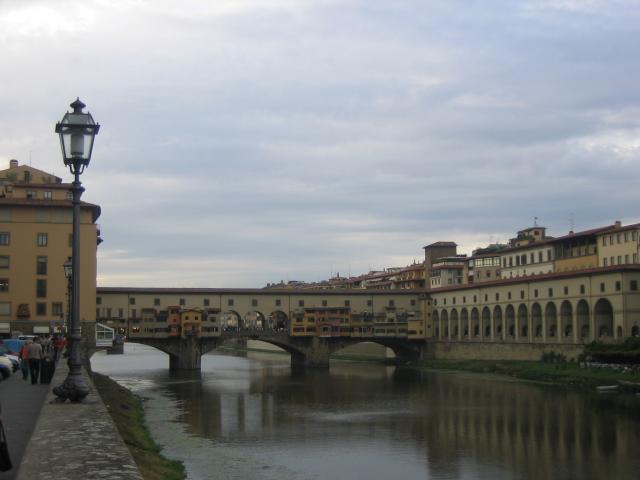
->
(129, 330, 427, 370)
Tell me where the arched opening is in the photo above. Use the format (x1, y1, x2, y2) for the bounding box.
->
(269, 310, 289, 332)
(632, 325, 639, 337)
(441, 310, 449, 339)
(517, 304, 528, 339)
(594, 298, 614, 338)
(493, 305, 503, 340)
(617, 326, 623, 338)
(577, 300, 590, 340)
(244, 310, 266, 330)
(460, 308, 469, 339)
(471, 308, 479, 338)
(451, 309, 459, 339)
(505, 305, 515, 340)
(545, 302, 557, 339)
(531, 303, 542, 339)
(433, 310, 439, 338)
(482, 307, 491, 339)
(560, 300, 573, 341)
(221, 311, 242, 331)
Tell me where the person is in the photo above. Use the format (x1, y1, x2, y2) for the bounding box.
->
(18, 339, 31, 381)
(26, 338, 43, 385)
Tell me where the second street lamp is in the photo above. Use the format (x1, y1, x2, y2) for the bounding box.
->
(53, 98, 99, 402)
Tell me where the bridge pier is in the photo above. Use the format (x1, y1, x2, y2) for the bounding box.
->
(168, 337, 202, 371)
(290, 337, 331, 369)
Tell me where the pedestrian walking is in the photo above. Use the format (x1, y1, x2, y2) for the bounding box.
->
(18, 339, 32, 381)
(27, 338, 43, 385)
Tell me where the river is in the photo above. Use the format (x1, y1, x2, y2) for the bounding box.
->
(91, 343, 640, 480)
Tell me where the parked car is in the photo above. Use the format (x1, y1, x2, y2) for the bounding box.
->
(0, 352, 19, 372)
(0, 355, 12, 379)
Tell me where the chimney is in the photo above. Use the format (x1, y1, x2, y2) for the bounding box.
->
(615, 220, 622, 228)
(9, 159, 18, 169)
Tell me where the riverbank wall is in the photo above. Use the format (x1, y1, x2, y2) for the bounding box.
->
(16, 365, 143, 480)
(428, 341, 584, 361)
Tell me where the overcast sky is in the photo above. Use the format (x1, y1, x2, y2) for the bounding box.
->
(1, 0, 639, 287)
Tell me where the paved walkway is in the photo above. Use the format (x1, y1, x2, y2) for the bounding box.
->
(0, 366, 51, 480)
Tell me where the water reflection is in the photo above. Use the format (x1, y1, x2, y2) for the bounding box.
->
(92, 345, 640, 480)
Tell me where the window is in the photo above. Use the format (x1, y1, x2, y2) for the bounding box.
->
(603, 258, 608, 267)
(0, 279, 8, 292)
(600, 283, 605, 293)
(204, 298, 210, 307)
(603, 236, 607, 246)
(43, 191, 52, 200)
(36, 256, 47, 275)
(463, 296, 466, 303)
(484, 294, 488, 301)
(367, 300, 372, 307)
(495, 293, 500, 301)
(534, 289, 538, 298)
(298, 300, 304, 307)
(96, 296, 102, 305)
(508, 292, 512, 300)
(0, 256, 8, 268)
(473, 295, 477, 302)
(530, 253, 534, 264)
(618, 256, 622, 265)
(0, 233, 10, 245)
(633, 231, 638, 241)
(634, 253, 638, 264)
(538, 251, 543, 262)
(275, 299, 281, 307)
(36, 303, 46, 315)
(27, 190, 37, 199)
(548, 288, 553, 297)
(0, 302, 9, 315)
(129, 297, 136, 305)
(52, 302, 63, 316)
(118, 308, 123, 318)
(106, 308, 112, 318)
(547, 250, 552, 261)
(410, 299, 416, 306)
(563, 286, 568, 295)
(228, 299, 234, 306)
(154, 298, 160, 306)
(521, 290, 525, 299)
(345, 300, 351, 307)
(580, 284, 585, 294)
(631, 280, 638, 291)
(617, 233, 621, 244)
(36, 279, 46, 298)
(131, 309, 137, 318)
(624, 232, 629, 242)
(389, 300, 394, 307)
(610, 256, 615, 265)
(37, 233, 48, 246)
(615, 281, 621, 292)
(180, 298, 186, 306)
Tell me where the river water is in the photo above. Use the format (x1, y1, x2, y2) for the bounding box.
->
(91, 343, 640, 480)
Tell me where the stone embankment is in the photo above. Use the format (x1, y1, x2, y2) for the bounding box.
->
(17, 366, 142, 480)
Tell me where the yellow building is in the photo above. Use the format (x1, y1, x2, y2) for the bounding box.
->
(0, 160, 100, 336)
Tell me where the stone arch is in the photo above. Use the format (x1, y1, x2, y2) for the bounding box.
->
(531, 303, 543, 338)
(441, 309, 449, 339)
(560, 300, 573, 341)
(471, 307, 480, 338)
(244, 310, 266, 330)
(545, 302, 558, 339)
(460, 308, 469, 339)
(433, 310, 439, 338)
(577, 300, 590, 340)
(451, 309, 459, 339)
(594, 298, 613, 338)
(482, 306, 491, 339)
(505, 304, 515, 339)
(269, 310, 289, 332)
(222, 310, 242, 331)
(493, 305, 503, 340)
(517, 304, 528, 339)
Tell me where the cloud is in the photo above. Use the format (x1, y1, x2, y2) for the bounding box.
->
(1, 0, 639, 287)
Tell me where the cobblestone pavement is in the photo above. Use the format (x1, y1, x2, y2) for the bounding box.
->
(0, 365, 51, 480)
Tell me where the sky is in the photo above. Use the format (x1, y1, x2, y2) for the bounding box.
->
(0, 0, 639, 287)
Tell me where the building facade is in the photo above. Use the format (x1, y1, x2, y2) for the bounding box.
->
(0, 160, 100, 336)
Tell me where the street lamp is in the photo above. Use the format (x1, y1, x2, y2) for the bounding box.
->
(53, 99, 99, 402)
(63, 257, 72, 335)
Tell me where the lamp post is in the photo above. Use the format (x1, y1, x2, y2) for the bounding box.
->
(53, 99, 99, 402)
(63, 257, 72, 335)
